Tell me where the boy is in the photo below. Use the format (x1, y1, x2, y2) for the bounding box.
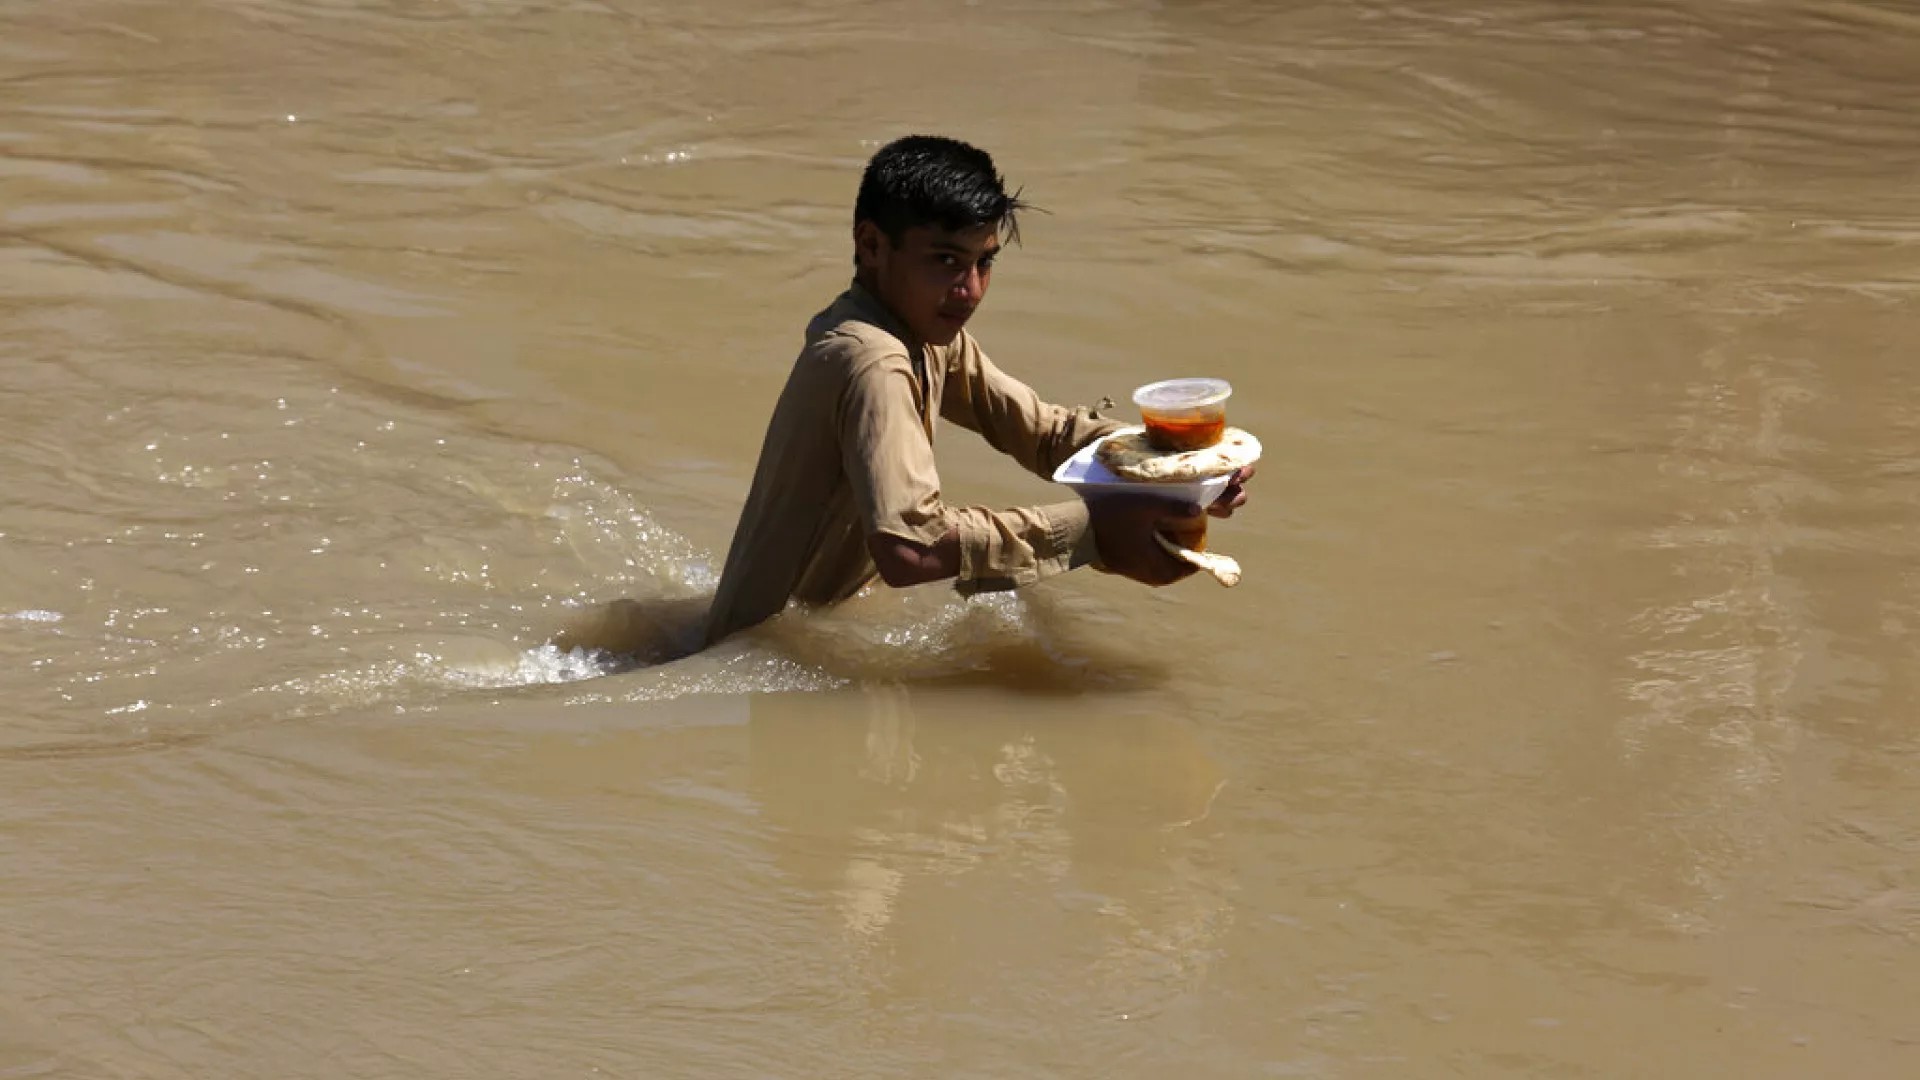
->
(704, 135, 1250, 645)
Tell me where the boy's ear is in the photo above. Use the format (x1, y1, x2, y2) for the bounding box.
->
(853, 220, 885, 268)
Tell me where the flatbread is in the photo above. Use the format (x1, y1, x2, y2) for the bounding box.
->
(1156, 532, 1242, 587)
(1096, 426, 1262, 483)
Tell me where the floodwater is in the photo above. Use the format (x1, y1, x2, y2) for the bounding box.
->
(4, 0, 1918, 1075)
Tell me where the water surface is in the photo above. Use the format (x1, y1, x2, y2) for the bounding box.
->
(4, 1, 1918, 1075)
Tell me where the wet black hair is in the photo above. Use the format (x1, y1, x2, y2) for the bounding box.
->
(853, 134, 1030, 248)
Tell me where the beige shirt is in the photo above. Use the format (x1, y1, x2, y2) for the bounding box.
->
(705, 283, 1122, 644)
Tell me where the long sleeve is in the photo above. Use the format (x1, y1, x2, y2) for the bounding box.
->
(946, 497, 1098, 595)
(937, 333, 1126, 481)
(839, 350, 1100, 595)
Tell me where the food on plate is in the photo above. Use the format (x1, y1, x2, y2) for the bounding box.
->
(1095, 426, 1261, 483)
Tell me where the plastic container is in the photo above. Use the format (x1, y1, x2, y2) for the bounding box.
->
(1132, 378, 1232, 451)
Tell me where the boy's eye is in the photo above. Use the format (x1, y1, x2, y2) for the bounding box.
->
(979, 256, 996, 272)
(936, 253, 960, 268)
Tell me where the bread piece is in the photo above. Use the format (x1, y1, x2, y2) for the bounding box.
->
(1155, 532, 1242, 587)
(1096, 426, 1262, 483)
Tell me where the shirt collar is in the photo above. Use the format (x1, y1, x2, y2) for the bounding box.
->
(842, 278, 923, 352)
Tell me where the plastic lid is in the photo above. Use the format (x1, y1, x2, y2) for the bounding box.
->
(1132, 378, 1232, 410)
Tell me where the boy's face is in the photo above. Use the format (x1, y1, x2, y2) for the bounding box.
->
(856, 221, 1001, 347)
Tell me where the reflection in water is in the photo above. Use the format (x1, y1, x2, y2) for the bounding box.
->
(1617, 330, 1817, 928)
(1605, 27, 1858, 926)
(746, 682, 1231, 1010)
(755, 589, 1175, 692)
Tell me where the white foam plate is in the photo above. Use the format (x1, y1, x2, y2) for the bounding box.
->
(1052, 429, 1234, 506)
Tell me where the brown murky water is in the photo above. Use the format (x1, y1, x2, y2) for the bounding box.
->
(5, 1, 1919, 1075)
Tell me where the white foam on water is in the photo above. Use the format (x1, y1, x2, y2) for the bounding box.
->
(258, 633, 844, 719)
(3, 609, 63, 624)
(370, 645, 636, 695)
(543, 466, 716, 594)
(464, 644, 631, 687)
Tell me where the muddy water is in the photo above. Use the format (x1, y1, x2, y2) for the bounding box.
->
(5, 0, 1919, 1075)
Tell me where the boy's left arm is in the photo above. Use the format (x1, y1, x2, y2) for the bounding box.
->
(937, 334, 1125, 480)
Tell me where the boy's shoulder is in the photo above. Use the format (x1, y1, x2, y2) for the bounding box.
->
(803, 290, 912, 372)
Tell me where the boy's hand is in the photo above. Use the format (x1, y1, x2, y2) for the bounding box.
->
(1089, 495, 1202, 586)
(1208, 465, 1254, 518)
